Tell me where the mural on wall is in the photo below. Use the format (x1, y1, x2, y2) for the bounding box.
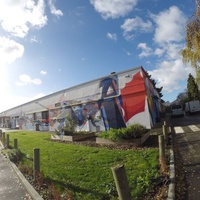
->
(48, 71, 151, 132)
(145, 74, 160, 126)
(121, 71, 146, 123)
(19, 114, 34, 130)
(19, 68, 159, 131)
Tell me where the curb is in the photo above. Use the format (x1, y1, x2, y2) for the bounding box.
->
(0, 141, 43, 200)
(167, 148, 175, 200)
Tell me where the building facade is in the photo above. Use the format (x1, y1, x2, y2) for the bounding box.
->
(0, 66, 161, 132)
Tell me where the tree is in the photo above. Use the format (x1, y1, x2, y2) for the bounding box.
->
(181, 1, 200, 84)
(145, 72, 164, 99)
(187, 73, 199, 100)
(176, 90, 188, 107)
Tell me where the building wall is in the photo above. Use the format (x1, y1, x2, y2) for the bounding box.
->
(0, 66, 160, 131)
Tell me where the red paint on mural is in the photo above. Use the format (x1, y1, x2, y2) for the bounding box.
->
(121, 72, 146, 122)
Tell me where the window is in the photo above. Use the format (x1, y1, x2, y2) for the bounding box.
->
(55, 102, 61, 107)
(42, 111, 49, 120)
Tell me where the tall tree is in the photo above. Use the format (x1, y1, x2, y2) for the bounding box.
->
(181, 1, 200, 84)
(145, 72, 164, 99)
(187, 73, 199, 100)
(181, 0, 200, 69)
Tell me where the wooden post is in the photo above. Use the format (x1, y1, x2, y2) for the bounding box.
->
(2, 132, 5, 145)
(6, 134, 9, 148)
(159, 135, 166, 172)
(162, 124, 168, 143)
(111, 164, 132, 200)
(168, 126, 172, 134)
(0, 129, 2, 139)
(33, 148, 40, 181)
(14, 139, 18, 149)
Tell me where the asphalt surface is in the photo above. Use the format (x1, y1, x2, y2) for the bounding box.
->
(175, 129, 200, 200)
(171, 113, 200, 200)
(0, 146, 33, 200)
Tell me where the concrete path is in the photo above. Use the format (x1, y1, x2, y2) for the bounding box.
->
(0, 148, 32, 200)
(0, 128, 43, 200)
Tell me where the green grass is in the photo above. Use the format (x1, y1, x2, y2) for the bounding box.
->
(6, 131, 159, 199)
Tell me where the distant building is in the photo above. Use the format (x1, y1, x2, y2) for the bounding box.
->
(0, 66, 161, 131)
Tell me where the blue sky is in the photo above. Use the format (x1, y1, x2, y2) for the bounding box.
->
(0, 0, 196, 112)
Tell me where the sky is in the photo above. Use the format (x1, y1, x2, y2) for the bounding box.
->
(0, 0, 196, 112)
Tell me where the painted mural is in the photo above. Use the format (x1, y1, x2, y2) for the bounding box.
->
(17, 68, 160, 131)
(47, 70, 158, 132)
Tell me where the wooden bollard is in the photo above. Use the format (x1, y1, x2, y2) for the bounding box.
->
(2, 132, 5, 146)
(159, 135, 166, 172)
(14, 139, 18, 149)
(162, 124, 168, 143)
(33, 148, 40, 181)
(6, 134, 9, 148)
(111, 164, 132, 200)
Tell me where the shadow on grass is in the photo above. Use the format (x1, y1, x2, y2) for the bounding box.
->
(44, 177, 115, 199)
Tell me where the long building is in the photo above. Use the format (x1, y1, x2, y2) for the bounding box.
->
(0, 66, 161, 132)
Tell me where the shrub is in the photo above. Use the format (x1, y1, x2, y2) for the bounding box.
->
(63, 116, 78, 135)
(98, 124, 148, 141)
(7, 148, 24, 163)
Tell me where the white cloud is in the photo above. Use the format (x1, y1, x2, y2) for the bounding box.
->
(148, 42, 193, 94)
(144, 6, 191, 98)
(30, 36, 39, 43)
(48, 0, 63, 17)
(40, 70, 47, 75)
(0, 0, 48, 38)
(154, 48, 165, 57)
(90, 0, 138, 19)
(149, 60, 194, 93)
(0, 37, 24, 65)
(32, 78, 42, 85)
(16, 74, 42, 86)
(123, 49, 131, 56)
(165, 43, 184, 60)
(151, 6, 187, 44)
(121, 17, 153, 40)
(137, 43, 152, 58)
(107, 32, 117, 41)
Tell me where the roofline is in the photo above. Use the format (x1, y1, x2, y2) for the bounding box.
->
(0, 66, 144, 113)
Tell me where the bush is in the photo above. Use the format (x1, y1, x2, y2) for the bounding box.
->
(7, 148, 24, 163)
(98, 124, 148, 141)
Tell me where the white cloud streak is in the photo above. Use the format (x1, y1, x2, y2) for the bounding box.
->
(107, 32, 117, 41)
(121, 17, 153, 40)
(0, 37, 24, 65)
(90, 0, 138, 19)
(0, 0, 48, 38)
(137, 43, 152, 58)
(40, 70, 47, 75)
(48, 0, 63, 17)
(16, 74, 42, 86)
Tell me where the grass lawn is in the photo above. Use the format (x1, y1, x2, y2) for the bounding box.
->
(5, 131, 159, 199)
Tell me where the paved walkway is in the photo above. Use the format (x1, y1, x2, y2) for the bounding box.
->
(0, 128, 43, 200)
(175, 127, 200, 200)
(0, 147, 32, 200)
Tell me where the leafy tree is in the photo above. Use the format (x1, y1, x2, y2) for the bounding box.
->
(176, 90, 189, 107)
(181, 1, 200, 83)
(187, 73, 199, 100)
